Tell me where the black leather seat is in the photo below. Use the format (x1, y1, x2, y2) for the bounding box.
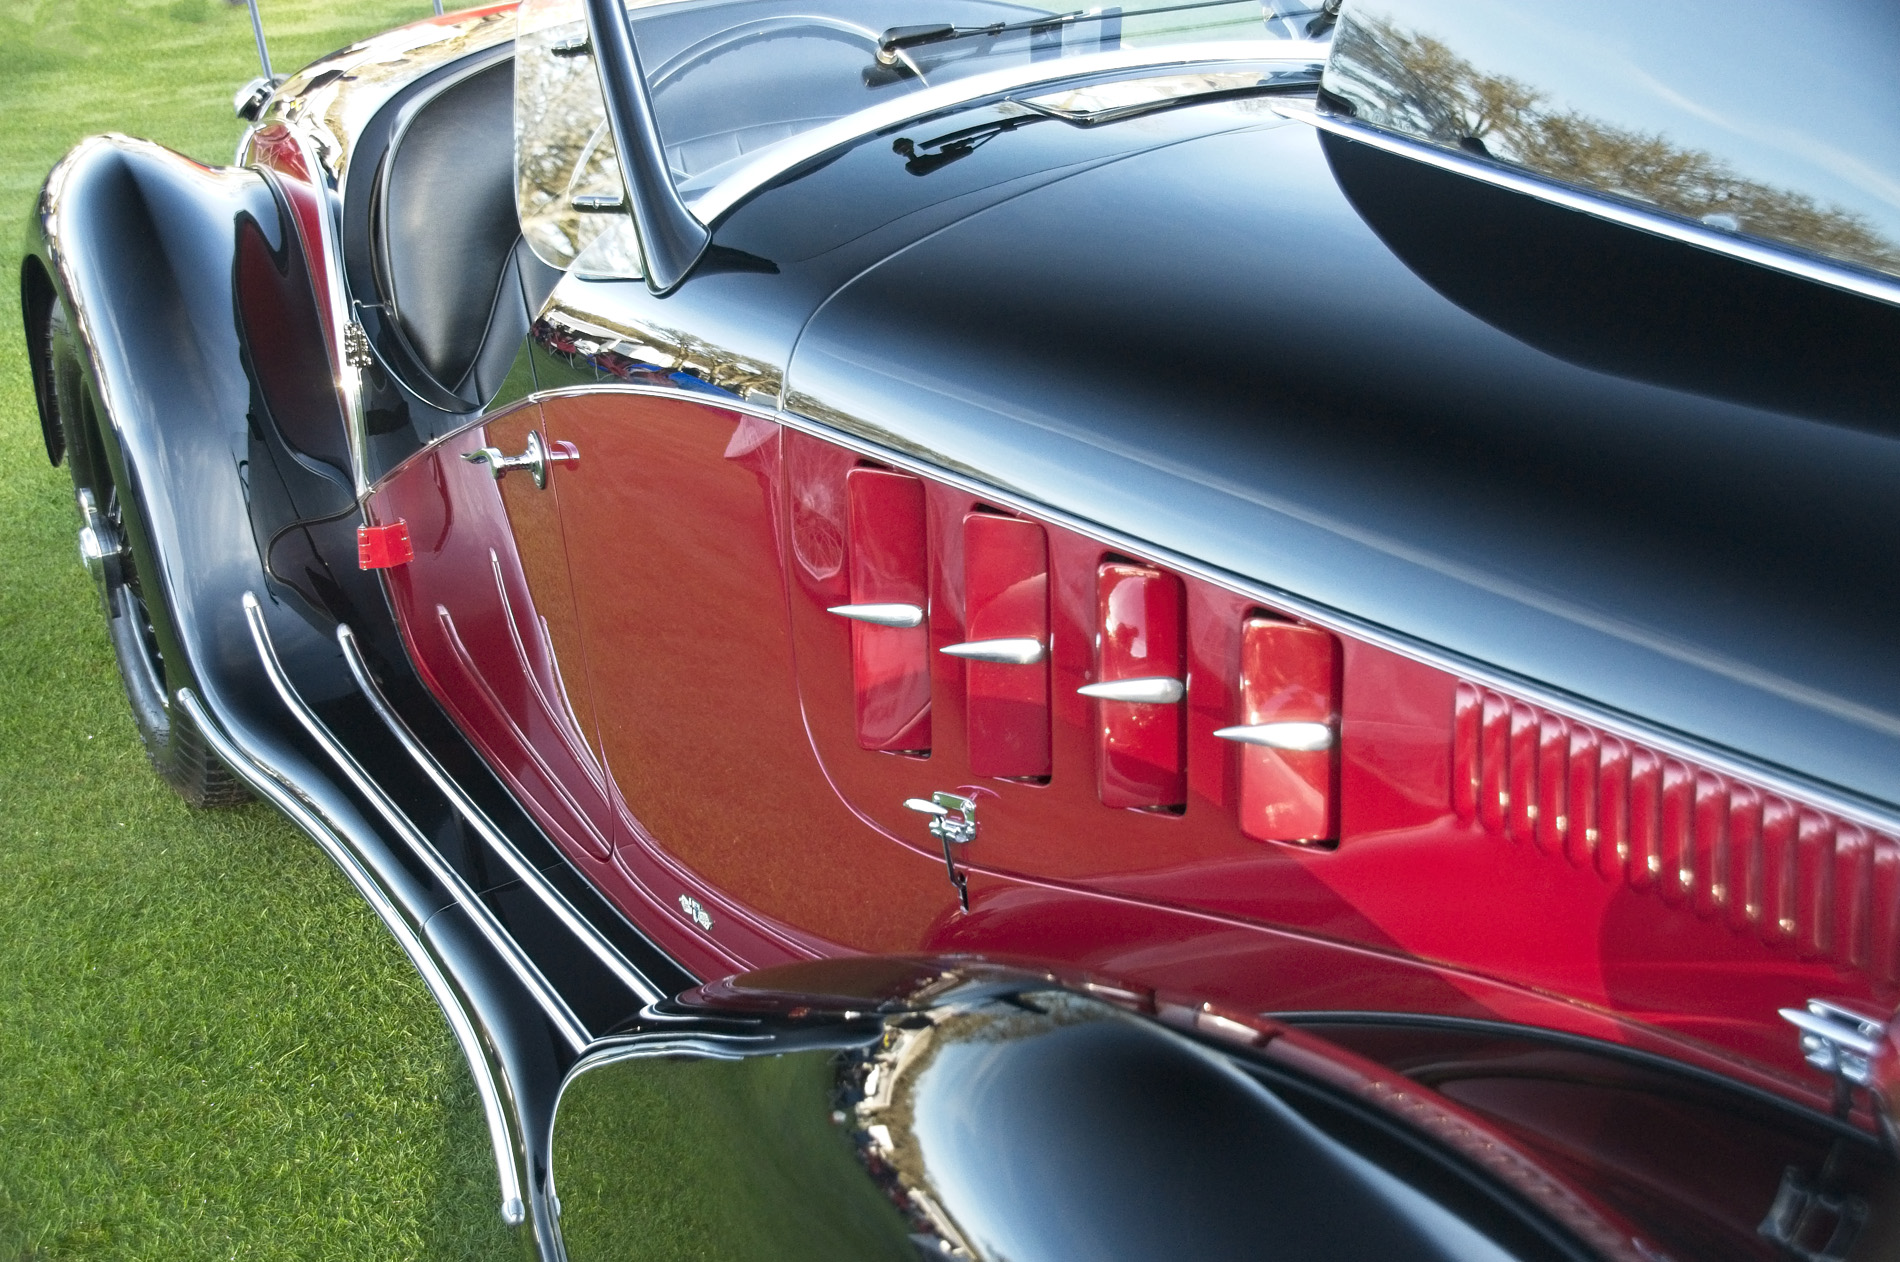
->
(372, 61, 561, 408)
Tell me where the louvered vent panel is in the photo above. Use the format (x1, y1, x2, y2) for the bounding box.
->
(1452, 682, 1900, 984)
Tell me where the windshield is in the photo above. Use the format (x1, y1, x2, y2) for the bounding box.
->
(516, 0, 1327, 272)
(877, 0, 1326, 83)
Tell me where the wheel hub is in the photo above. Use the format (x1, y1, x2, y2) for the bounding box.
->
(75, 486, 123, 608)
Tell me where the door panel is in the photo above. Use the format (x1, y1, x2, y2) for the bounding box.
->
(371, 404, 616, 863)
(543, 392, 956, 960)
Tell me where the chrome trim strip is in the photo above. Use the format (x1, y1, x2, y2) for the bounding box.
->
(1214, 721, 1334, 751)
(691, 40, 1329, 224)
(387, 381, 1900, 840)
(242, 593, 592, 1051)
(827, 602, 925, 628)
(336, 623, 666, 1006)
(1271, 97, 1900, 313)
(1078, 676, 1186, 704)
(173, 687, 529, 1227)
(941, 637, 1046, 664)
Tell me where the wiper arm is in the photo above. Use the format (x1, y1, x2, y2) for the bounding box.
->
(877, 13, 1084, 65)
(876, 1, 1319, 65)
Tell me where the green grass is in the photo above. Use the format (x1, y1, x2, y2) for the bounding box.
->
(0, 3, 519, 1257)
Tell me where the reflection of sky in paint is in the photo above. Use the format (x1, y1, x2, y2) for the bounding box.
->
(1352, 0, 1900, 250)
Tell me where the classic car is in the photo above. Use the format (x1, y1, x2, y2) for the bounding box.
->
(19, 0, 1900, 1255)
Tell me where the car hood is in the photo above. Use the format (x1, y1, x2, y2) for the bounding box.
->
(782, 116, 1900, 815)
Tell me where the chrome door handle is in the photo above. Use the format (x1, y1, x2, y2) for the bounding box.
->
(463, 430, 578, 489)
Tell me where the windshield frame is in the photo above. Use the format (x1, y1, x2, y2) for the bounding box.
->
(685, 37, 1329, 225)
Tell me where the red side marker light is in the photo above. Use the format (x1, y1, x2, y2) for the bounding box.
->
(357, 520, 414, 569)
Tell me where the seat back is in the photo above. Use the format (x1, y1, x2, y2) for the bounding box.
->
(373, 60, 535, 404)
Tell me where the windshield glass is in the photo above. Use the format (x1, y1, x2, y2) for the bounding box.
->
(880, 0, 1325, 83)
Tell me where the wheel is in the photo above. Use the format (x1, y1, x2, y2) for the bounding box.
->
(40, 297, 251, 808)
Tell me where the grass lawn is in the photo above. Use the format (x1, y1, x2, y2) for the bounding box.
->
(1, 3, 518, 1257)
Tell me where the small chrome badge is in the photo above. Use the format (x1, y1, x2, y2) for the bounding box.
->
(343, 320, 374, 370)
(677, 894, 714, 932)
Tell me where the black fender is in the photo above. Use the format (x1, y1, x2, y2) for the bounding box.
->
(553, 960, 1618, 1262)
(21, 134, 366, 708)
(18, 134, 689, 1258)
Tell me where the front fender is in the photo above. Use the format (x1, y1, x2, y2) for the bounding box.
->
(23, 133, 371, 707)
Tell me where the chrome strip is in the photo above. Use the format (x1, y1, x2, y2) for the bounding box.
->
(1077, 676, 1186, 704)
(336, 623, 666, 1005)
(241, 593, 592, 1051)
(941, 637, 1046, 664)
(173, 687, 529, 1226)
(1214, 721, 1334, 751)
(1271, 97, 1900, 313)
(690, 40, 1330, 224)
(381, 381, 1900, 840)
(827, 602, 925, 628)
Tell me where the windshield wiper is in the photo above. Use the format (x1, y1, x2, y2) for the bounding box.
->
(875, 1, 1317, 65)
(876, 14, 1079, 65)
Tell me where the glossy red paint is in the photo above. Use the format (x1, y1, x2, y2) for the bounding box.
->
(782, 428, 945, 864)
(378, 405, 1900, 1116)
(960, 512, 1051, 779)
(1235, 616, 1338, 844)
(844, 468, 930, 752)
(540, 393, 956, 967)
(1449, 683, 1900, 988)
(1302, 1019, 1883, 1262)
(1093, 563, 1185, 810)
(370, 407, 617, 872)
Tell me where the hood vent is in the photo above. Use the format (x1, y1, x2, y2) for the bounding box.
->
(1453, 682, 1900, 986)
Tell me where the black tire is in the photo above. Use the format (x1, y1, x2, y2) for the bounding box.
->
(40, 297, 251, 808)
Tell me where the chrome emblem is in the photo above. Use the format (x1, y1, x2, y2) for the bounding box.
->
(677, 894, 713, 932)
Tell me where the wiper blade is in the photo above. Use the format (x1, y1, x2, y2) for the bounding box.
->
(876, 2, 1323, 64)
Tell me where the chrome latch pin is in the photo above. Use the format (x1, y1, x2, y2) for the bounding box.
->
(906, 791, 976, 911)
(1780, 998, 1887, 1118)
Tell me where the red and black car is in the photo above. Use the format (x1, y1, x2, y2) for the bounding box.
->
(20, 0, 1900, 1256)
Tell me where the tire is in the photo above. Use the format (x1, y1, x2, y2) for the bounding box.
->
(40, 297, 252, 808)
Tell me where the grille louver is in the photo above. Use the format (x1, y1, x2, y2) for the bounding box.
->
(1453, 683, 1900, 985)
